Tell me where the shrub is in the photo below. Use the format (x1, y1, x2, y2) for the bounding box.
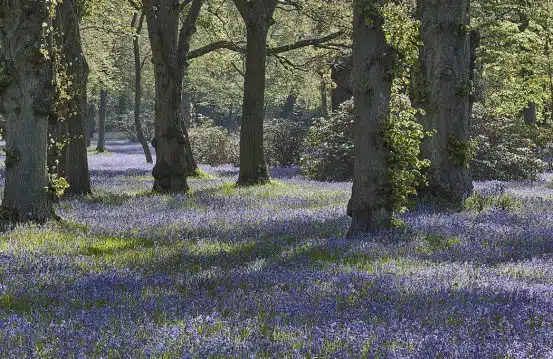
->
(301, 84, 430, 213)
(301, 100, 355, 182)
(470, 103, 545, 181)
(264, 118, 307, 167)
(188, 117, 239, 166)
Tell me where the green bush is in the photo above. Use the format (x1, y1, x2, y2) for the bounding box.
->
(470, 103, 545, 181)
(301, 100, 354, 182)
(189, 117, 239, 166)
(301, 85, 430, 213)
(264, 118, 308, 167)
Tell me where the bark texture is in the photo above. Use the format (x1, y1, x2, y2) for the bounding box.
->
(331, 56, 353, 111)
(131, 13, 153, 164)
(348, 0, 394, 235)
(96, 89, 107, 152)
(143, 0, 203, 192)
(50, 0, 91, 195)
(233, 0, 278, 186)
(523, 102, 537, 124)
(413, 0, 473, 204)
(0, 1, 54, 222)
(87, 103, 96, 146)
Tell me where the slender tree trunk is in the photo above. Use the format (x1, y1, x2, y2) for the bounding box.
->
(523, 102, 537, 124)
(53, 0, 91, 195)
(0, 1, 53, 222)
(413, 0, 473, 205)
(348, 0, 394, 235)
(282, 93, 296, 120)
(235, 6, 275, 186)
(545, 34, 553, 123)
(87, 103, 96, 146)
(132, 13, 153, 164)
(96, 89, 107, 152)
(320, 78, 329, 119)
(181, 72, 197, 176)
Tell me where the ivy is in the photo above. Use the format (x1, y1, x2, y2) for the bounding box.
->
(447, 133, 477, 169)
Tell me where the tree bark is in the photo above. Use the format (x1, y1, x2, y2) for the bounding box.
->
(132, 13, 153, 164)
(348, 0, 394, 235)
(0, 1, 54, 222)
(331, 56, 353, 111)
(233, 0, 278, 186)
(52, 0, 91, 195)
(320, 78, 329, 119)
(413, 0, 473, 205)
(143, 0, 204, 192)
(87, 103, 96, 146)
(181, 70, 197, 176)
(523, 102, 537, 124)
(96, 89, 107, 152)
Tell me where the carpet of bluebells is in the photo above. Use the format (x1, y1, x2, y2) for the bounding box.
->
(1, 141, 553, 358)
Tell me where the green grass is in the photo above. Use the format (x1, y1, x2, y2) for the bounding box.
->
(84, 237, 155, 256)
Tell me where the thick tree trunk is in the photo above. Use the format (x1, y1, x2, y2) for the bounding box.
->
(151, 64, 190, 192)
(331, 56, 353, 111)
(132, 13, 153, 164)
(348, 0, 394, 235)
(237, 24, 271, 186)
(413, 0, 473, 205)
(53, 0, 91, 195)
(143, 0, 204, 192)
(96, 89, 107, 152)
(0, 1, 53, 222)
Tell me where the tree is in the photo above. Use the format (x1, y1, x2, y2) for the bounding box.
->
(96, 89, 107, 152)
(232, 0, 278, 186)
(348, 0, 394, 235)
(49, 0, 92, 195)
(0, 0, 54, 222)
(131, 12, 153, 163)
(412, 0, 474, 205)
(141, 0, 204, 192)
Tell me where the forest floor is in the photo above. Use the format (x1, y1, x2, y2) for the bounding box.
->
(1, 141, 553, 358)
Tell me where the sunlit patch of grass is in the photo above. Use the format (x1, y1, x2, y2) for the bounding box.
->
(190, 168, 217, 180)
(84, 237, 155, 256)
(0, 225, 83, 254)
(83, 190, 153, 205)
(87, 149, 111, 155)
(464, 192, 522, 212)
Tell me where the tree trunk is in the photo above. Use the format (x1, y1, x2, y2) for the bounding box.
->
(413, 0, 473, 205)
(87, 103, 96, 146)
(320, 78, 329, 119)
(523, 102, 537, 124)
(331, 56, 353, 111)
(53, 0, 91, 195)
(282, 93, 296, 120)
(0, 1, 53, 222)
(132, 13, 153, 164)
(348, 0, 394, 235)
(96, 89, 107, 152)
(143, 0, 204, 192)
(150, 64, 190, 192)
(236, 21, 272, 186)
(181, 72, 197, 176)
